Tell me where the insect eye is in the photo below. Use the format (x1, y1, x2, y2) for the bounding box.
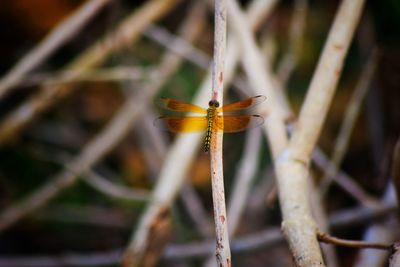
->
(208, 100, 220, 107)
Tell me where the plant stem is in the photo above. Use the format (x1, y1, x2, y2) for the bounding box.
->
(210, 0, 231, 266)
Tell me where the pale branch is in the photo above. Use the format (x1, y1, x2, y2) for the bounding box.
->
(0, 68, 158, 232)
(139, 111, 214, 238)
(204, 128, 262, 267)
(121, 2, 207, 266)
(19, 67, 145, 87)
(0, 0, 112, 99)
(0, 0, 181, 144)
(83, 171, 150, 202)
(125, 1, 278, 266)
(275, 0, 366, 265)
(226, 0, 323, 265)
(144, 24, 210, 69)
(287, 0, 365, 162)
(0, 198, 397, 267)
(0, 0, 187, 233)
(16, 143, 151, 203)
(227, 128, 262, 235)
(313, 148, 381, 207)
(209, 0, 231, 266)
(180, 183, 214, 238)
(1, 202, 397, 267)
(227, 0, 288, 157)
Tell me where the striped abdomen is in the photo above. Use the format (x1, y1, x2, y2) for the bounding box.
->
(204, 107, 216, 152)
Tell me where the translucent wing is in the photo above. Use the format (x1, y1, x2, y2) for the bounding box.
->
(158, 98, 207, 114)
(154, 116, 208, 132)
(216, 115, 264, 133)
(219, 95, 266, 112)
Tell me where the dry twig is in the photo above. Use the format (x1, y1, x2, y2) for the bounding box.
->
(125, 1, 277, 266)
(0, 0, 181, 144)
(209, 0, 231, 265)
(121, 3, 206, 266)
(275, 0, 365, 265)
(0, 196, 397, 267)
(317, 231, 391, 250)
(83, 171, 150, 202)
(313, 148, 380, 207)
(227, 128, 262, 234)
(226, 0, 323, 265)
(19, 67, 145, 88)
(0, 0, 112, 99)
(0, 0, 185, 233)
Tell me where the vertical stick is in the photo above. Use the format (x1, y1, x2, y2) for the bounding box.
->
(210, 0, 231, 266)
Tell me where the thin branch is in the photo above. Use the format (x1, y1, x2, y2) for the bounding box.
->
(0, 0, 187, 233)
(317, 231, 391, 250)
(0, 228, 281, 267)
(226, 0, 324, 265)
(17, 142, 151, 203)
(19, 67, 145, 88)
(227, 128, 262, 234)
(180, 183, 214, 237)
(125, 0, 277, 266)
(275, 0, 365, 265)
(287, 0, 365, 163)
(329, 203, 397, 229)
(0, 0, 112, 99)
(144, 25, 210, 69)
(320, 49, 379, 195)
(166, 227, 283, 260)
(121, 3, 207, 266)
(227, 0, 288, 157)
(138, 110, 215, 238)
(0, 67, 157, 232)
(83, 171, 150, 202)
(0, 199, 397, 267)
(247, 166, 276, 214)
(0, 0, 181, 144)
(209, 0, 231, 266)
(313, 148, 381, 208)
(204, 128, 263, 267)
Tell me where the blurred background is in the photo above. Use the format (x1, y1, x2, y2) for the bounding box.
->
(0, 0, 399, 266)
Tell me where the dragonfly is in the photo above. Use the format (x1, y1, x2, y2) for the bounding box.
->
(155, 95, 266, 152)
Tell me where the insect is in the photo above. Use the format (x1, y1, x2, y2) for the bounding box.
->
(155, 95, 266, 152)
